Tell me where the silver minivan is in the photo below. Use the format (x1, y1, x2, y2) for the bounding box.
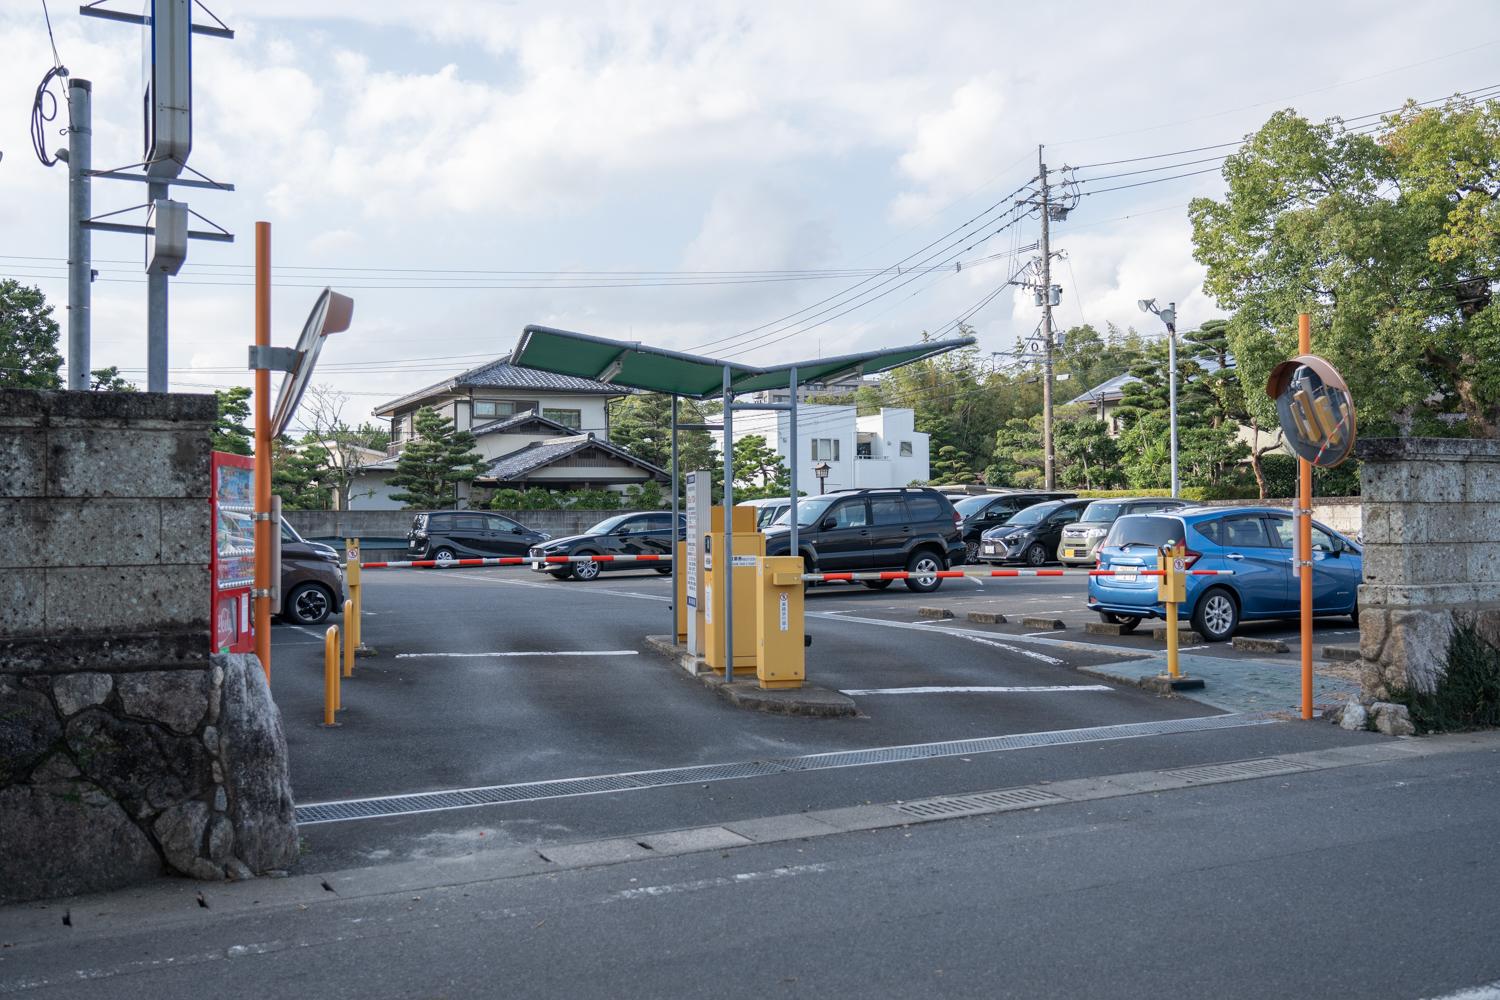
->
(1057, 497, 1188, 566)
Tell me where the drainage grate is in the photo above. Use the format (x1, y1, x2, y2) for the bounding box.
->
(1164, 757, 1311, 784)
(294, 712, 1276, 825)
(894, 786, 1066, 820)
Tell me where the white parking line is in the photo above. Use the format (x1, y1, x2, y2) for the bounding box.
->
(810, 612, 1065, 665)
(841, 685, 1113, 696)
(394, 650, 640, 659)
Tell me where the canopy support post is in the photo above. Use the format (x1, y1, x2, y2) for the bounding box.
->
(722, 365, 734, 684)
(788, 366, 799, 554)
(670, 394, 679, 639)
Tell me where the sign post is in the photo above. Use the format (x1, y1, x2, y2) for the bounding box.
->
(684, 471, 710, 658)
(1266, 315, 1357, 720)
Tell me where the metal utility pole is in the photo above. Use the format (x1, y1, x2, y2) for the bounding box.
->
(147, 181, 170, 392)
(66, 79, 92, 391)
(1038, 144, 1056, 490)
(1167, 301, 1179, 498)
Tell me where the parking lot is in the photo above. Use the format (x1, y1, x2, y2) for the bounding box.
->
(268, 564, 1375, 872)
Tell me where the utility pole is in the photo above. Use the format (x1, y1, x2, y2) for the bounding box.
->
(1038, 144, 1056, 491)
(65, 79, 92, 391)
(1167, 300, 1179, 497)
(147, 182, 170, 392)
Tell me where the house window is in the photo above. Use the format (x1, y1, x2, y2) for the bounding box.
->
(474, 400, 518, 419)
(543, 408, 582, 430)
(812, 438, 840, 461)
(899, 441, 913, 457)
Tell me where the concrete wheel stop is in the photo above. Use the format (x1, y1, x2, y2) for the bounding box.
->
(644, 636, 857, 718)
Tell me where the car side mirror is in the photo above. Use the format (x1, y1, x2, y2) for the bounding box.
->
(821, 516, 837, 531)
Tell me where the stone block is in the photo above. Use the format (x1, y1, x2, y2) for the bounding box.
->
(66, 708, 214, 819)
(116, 670, 211, 735)
(52, 672, 113, 716)
(40, 388, 217, 426)
(1463, 461, 1500, 503)
(0, 498, 163, 569)
(1362, 459, 1463, 504)
(1338, 702, 1369, 731)
(1466, 543, 1500, 590)
(159, 499, 211, 565)
(214, 653, 298, 872)
(917, 607, 954, 620)
(1371, 701, 1416, 736)
(966, 611, 1007, 624)
(0, 783, 162, 904)
(45, 563, 209, 635)
(1359, 606, 1454, 698)
(1362, 542, 1466, 589)
(0, 430, 46, 497)
(48, 428, 211, 499)
(0, 568, 46, 637)
(0, 681, 63, 782)
(0, 629, 210, 674)
(153, 800, 222, 880)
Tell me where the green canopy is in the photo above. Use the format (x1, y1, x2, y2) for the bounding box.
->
(510, 325, 976, 399)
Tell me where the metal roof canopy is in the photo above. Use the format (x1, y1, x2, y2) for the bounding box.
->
(510, 324, 976, 400)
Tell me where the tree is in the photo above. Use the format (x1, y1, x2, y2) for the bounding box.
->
(1053, 407, 1124, 489)
(89, 366, 137, 391)
(0, 280, 63, 389)
(211, 387, 253, 455)
(732, 434, 791, 499)
(608, 392, 718, 482)
(1190, 96, 1500, 438)
(271, 437, 332, 509)
(387, 406, 488, 509)
(301, 386, 385, 509)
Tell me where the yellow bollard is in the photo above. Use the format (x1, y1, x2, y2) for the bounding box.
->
(342, 600, 354, 679)
(1158, 542, 1188, 683)
(346, 539, 363, 653)
(323, 625, 341, 727)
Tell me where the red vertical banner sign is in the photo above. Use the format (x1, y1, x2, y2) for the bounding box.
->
(210, 451, 256, 655)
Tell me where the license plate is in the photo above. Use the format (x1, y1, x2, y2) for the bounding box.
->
(1116, 572, 1137, 582)
(983, 544, 996, 554)
(1066, 549, 1082, 558)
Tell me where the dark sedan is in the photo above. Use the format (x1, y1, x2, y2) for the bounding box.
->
(529, 512, 683, 581)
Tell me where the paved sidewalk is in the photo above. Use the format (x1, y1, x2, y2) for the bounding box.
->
(1081, 651, 1360, 714)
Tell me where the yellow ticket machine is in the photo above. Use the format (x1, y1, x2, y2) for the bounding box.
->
(703, 506, 764, 674)
(757, 556, 806, 689)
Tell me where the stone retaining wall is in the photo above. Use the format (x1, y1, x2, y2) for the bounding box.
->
(0, 390, 297, 903)
(1356, 437, 1500, 699)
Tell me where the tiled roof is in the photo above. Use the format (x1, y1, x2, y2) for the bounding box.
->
(471, 411, 575, 437)
(374, 353, 627, 415)
(479, 433, 667, 482)
(1068, 357, 1231, 406)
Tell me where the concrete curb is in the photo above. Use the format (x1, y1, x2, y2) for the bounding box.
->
(1085, 621, 1129, 636)
(1323, 644, 1360, 662)
(1022, 616, 1066, 630)
(643, 635, 856, 718)
(1148, 626, 1203, 645)
(917, 607, 954, 620)
(966, 611, 1007, 624)
(1232, 636, 1290, 654)
(10, 730, 1496, 945)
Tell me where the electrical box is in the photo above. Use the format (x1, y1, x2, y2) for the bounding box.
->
(144, 0, 193, 177)
(703, 506, 764, 674)
(757, 556, 805, 690)
(147, 198, 188, 274)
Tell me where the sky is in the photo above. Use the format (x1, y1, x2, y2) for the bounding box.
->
(3, 0, 1499, 425)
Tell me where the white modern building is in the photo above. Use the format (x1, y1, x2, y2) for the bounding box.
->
(714, 405, 929, 492)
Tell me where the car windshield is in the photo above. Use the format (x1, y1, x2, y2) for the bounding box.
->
(953, 496, 994, 517)
(1080, 501, 1124, 523)
(1105, 515, 1185, 549)
(774, 496, 836, 526)
(586, 514, 633, 535)
(1005, 501, 1060, 526)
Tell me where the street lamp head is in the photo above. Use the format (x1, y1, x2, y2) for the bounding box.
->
(1137, 298, 1156, 314)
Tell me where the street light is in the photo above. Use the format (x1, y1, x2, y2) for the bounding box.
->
(1138, 298, 1179, 498)
(813, 460, 831, 495)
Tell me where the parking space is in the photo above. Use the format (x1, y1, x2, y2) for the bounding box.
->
(266, 562, 1378, 871)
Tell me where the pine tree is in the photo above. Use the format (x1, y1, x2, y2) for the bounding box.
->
(608, 392, 718, 481)
(212, 387, 254, 455)
(387, 407, 488, 509)
(732, 434, 791, 499)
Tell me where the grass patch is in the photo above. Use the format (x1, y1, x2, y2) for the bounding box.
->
(1393, 626, 1500, 732)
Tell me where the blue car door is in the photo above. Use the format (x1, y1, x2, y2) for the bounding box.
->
(1265, 516, 1359, 613)
(1211, 513, 1292, 616)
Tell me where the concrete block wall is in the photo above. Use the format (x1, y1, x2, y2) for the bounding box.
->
(284, 507, 625, 549)
(1356, 437, 1500, 699)
(0, 390, 297, 903)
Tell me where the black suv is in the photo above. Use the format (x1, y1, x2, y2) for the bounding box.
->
(408, 511, 551, 561)
(529, 511, 684, 581)
(952, 490, 1077, 563)
(762, 488, 965, 593)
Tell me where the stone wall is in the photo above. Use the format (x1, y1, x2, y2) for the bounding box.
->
(1202, 496, 1362, 536)
(1357, 437, 1500, 700)
(0, 390, 297, 903)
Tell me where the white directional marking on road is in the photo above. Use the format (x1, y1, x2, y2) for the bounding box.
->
(813, 612, 1065, 664)
(612, 863, 834, 900)
(840, 685, 1113, 696)
(1026, 630, 1068, 636)
(393, 650, 641, 659)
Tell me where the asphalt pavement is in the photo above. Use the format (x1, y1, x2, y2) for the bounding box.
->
(268, 565, 1377, 872)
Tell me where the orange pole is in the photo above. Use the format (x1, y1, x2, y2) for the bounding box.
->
(342, 600, 354, 678)
(254, 222, 272, 681)
(1298, 313, 1314, 720)
(323, 625, 339, 726)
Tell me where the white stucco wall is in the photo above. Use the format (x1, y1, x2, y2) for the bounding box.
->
(714, 405, 924, 492)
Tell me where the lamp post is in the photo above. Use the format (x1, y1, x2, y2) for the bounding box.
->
(1137, 298, 1179, 498)
(813, 460, 831, 495)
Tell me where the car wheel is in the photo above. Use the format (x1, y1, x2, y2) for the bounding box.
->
(1024, 542, 1047, 567)
(1191, 587, 1239, 642)
(1100, 611, 1141, 634)
(284, 583, 334, 625)
(432, 546, 457, 564)
(571, 554, 602, 581)
(863, 580, 893, 591)
(655, 566, 672, 575)
(964, 540, 980, 564)
(903, 550, 944, 593)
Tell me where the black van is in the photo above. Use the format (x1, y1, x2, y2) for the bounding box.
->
(407, 511, 550, 561)
(762, 487, 966, 593)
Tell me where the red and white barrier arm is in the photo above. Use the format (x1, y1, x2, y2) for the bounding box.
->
(360, 554, 673, 570)
(800, 567, 1237, 583)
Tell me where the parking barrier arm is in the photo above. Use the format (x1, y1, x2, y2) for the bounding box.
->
(798, 568, 1234, 583)
(361, 554, 674, 569)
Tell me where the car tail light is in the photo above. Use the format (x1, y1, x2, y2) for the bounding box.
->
(1182, 548, 1202, 569)
(952, 510, 962, 529)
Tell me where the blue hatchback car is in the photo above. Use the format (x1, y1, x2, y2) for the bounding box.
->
(1087, 506, 1362, 642)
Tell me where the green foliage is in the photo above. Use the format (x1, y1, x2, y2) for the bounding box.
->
(732, 434, 790, 500)
(271, 437, 332, 509)
(388, 407, 488, 509)
(624, 478, 666, 509)
(1191, 97, 1500, 438)
(89, 366, 137, 391)
(212, 387, 253, 455)
(482, 486, 669, 512)
(1393, 626, 1500, 732)
(608, 392, 717, 475)
(0, 280, 63, 389)
(354, 421, 391, 451)
(1256, 453, 1362, 499)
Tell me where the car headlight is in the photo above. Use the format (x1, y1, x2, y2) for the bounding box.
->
(538, 532, 551, 541)
(1085, 527, 1107, 538)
